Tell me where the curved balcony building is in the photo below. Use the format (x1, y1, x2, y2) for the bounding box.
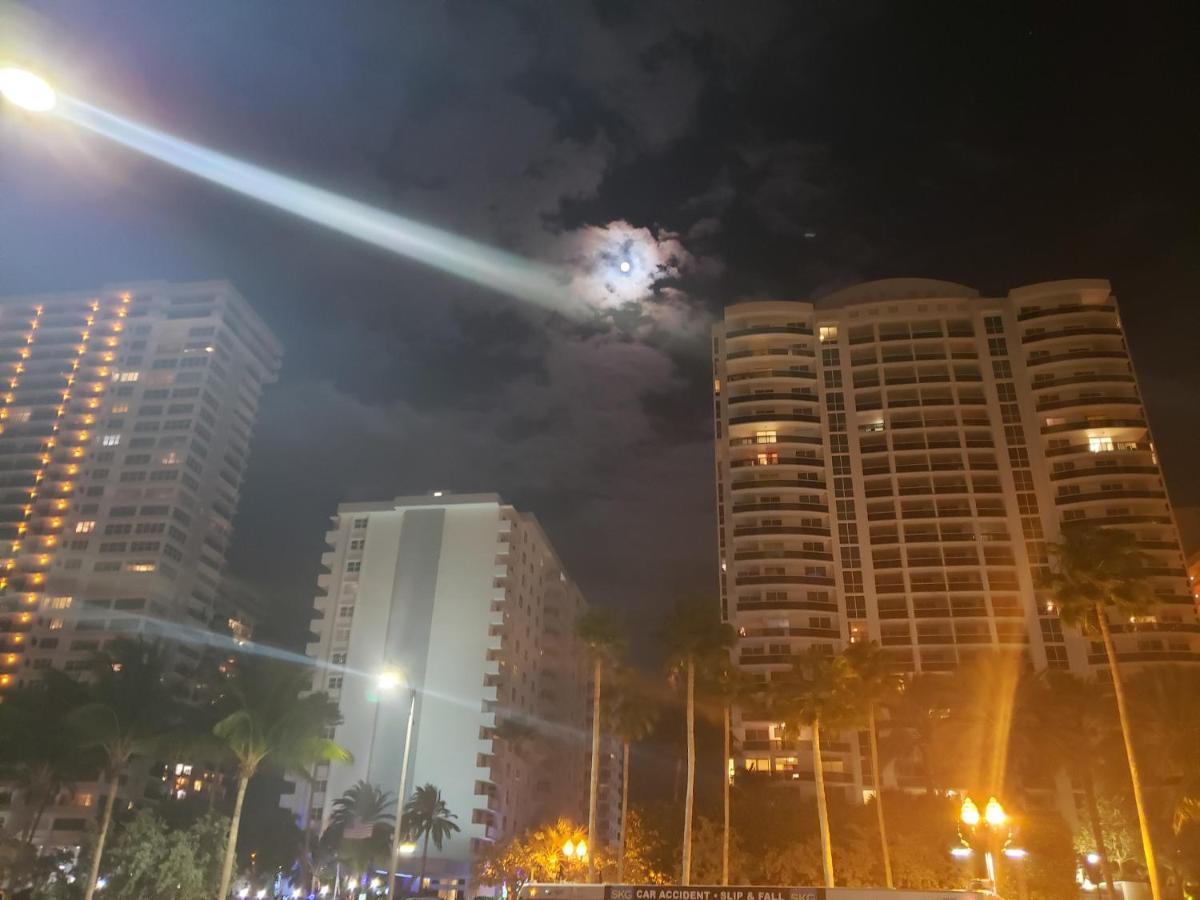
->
(713, 278, 1197, 790)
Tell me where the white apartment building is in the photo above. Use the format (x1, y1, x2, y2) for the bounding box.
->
(712, 278, 1197, 792)
(0, 280, 280, 840)
(285, 493, 593, 893)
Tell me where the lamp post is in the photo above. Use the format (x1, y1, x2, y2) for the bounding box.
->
(378, 670, 418, 900)
(561, 839, 588, 882)
(956, 796, 1024, 893)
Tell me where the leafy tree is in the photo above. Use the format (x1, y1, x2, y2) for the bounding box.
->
(0, 672, 90, 847)
(878, 673, 956, 794)
(1128, 666, 1200, 835)
(401, 784, 460, 890)
(211, 656, 349, 900)
(98, 811, 228, 900)
(843, 641, 900, 888)
(575, 609, 626, 882)
(474, 817, 588, 887)
(767, 648, 858, 887)
(67, 639, 176, 900)
(687, 816, 750, 885)
(661, 599, 733, 885)
(1015, 670, 1120, 896)
(1042, 523, 1162, 900)
(610, 675, 659, 883)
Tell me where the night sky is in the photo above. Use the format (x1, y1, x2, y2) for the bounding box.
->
(2, 2, 1198, 650)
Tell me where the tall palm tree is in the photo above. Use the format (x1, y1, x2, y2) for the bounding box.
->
(768, 648, 858, 888)
(662, 599, 735, 886)
(0, 672, 90, 847)
(1017, 670, 1119, 897)
(576, 609, 626, 882)
(211, 656, 350, 900)
(609, 674, 659, 883)
(844, 641, 900, 889)
(328, 781, 395, 882)
(1128, 666, 1200, 837)
(1043, 523, 1161, 900)
(67, 639, 175, 900)
(401, 784, 460, 890)
(706, 658, 750, 886)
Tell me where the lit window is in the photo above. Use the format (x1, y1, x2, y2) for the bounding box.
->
(755, 430, 778, 444)
(75, 521, 95, 534)
(161, 451, 180, 465)
(819, 325, 838, 343)
(49, 618, 65, 630)
(118, 372, 139, 382)
(47, 596, 73, 609)
(111, 404, 129, 414)
(75, 793, 93, 807)
(1089, 436, 1114, 453)
(101, 434, 121, 447)
(128, 563, 156, 573)
(756, 452, 779, 466)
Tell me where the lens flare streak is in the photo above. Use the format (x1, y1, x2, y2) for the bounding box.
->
(53, 96, 571, 312)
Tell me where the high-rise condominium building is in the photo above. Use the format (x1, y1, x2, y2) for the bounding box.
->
(285, 494, 594, 893)
(712, 278, 1197, 791)
(0, 280, 279, 841)
(0, 281, 280, 694)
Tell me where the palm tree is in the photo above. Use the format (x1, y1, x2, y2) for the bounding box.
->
(1128, 666, 1200, 837)
(1043, 523, 1161, 900)
(1017, 670, 1119, 897)
(576, 609, 626, 882)
(0, 672, 90, 848)
(768, 648, 858, 888)
(878, 673, 955, 795)
(328, 779, 396, 875)
(609, 675, 659, 883)
(211, 656, 350, 900)
(67, 639, 175, 900)
(844, 641, 900, 889)
(661, 599, 735, 886)
(401, 784, 460, 891)
(706, 658, 750, 886)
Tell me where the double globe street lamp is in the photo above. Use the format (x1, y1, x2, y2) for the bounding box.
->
(954, 796, 1027, 891)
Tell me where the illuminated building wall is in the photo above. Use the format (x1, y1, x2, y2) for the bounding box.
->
(285, 493, 593, 890)
(712, 278, 1197, 793)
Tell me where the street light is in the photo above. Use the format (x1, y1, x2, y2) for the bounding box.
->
(958, 796, 1014, 890)
(381, 669, 418, 900)
(0, 68, 56, 112)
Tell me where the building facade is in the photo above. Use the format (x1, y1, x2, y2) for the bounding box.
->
(0, 280, 280, 840)
(712, 278, 1198, 789)
(285, 493, 594, 891)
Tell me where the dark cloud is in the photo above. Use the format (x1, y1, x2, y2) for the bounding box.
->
(3, 0, 1199, 645)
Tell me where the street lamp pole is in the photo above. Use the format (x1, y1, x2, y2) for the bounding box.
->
(383, 679, 418, 900)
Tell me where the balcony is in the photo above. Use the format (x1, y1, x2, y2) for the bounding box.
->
(729, 456, 824, 470)
(1022, 326, 1123, 344)
(1030, 372, 1134, 390)
(1049, 465, 1160, 481)
(1035, 394, 1141, 412)
(1041, 417, 1147, 435)
(735, 573, 836, 587)
(728, 391, 820, 405)
(1026, 349, 1129, 368)
(727, 347, 815, 362)
(731, 478, 828, 491)
(726, 368, 815, 383)
(1056, 489, 1166, 506)
(734, 548, 834, 562)
(1017, 303, 1117, 322)
(736, 597, 838, 613)
(727, 324, 814, 339)
(729, 412, 820, 426)
(731, 501, 827, 514)
(734, 524, 830, 537)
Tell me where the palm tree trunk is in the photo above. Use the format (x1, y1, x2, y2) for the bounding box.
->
(618, 739, 630, 883)
(82, 772, 118, 900)
(1097, 604, 1161, 900)
(1080, 764, 1117, 898)
(587, 657, 602, 884)
(420, 829, 431, 889)
(216, 774, 250, 900)
(722, 702, 731, 886)
(681, 660, 696, 886)
(868, 705, 893, 889)
(812, 719, 834, 888)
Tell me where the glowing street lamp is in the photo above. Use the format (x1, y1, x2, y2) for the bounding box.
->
(381, 668, 418, 900)
(956, 796, 1017, 890)
(984, 797, 1008, 827)
(0, 68, 56, 112)
(960, 797, 981, 827)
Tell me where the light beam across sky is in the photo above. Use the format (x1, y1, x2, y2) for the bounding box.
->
(3, 70, 577, 313)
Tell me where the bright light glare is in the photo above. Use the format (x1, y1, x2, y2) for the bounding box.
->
(984, 796, 1007, 827)
(950, 846, 973, 859)
(1004, 847, 1028, 860)
(399, 842, 417, 856)
(377, 669, 403, 691)
(0, 68, 56, 112)
(49, 96, 573, 313)
(562, 840, 575, 857)
(618, 260, 632, 273)
(575, 840, 587, 858)
(1086, 852, 1101, 865)
(960, 797, 981, 826)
